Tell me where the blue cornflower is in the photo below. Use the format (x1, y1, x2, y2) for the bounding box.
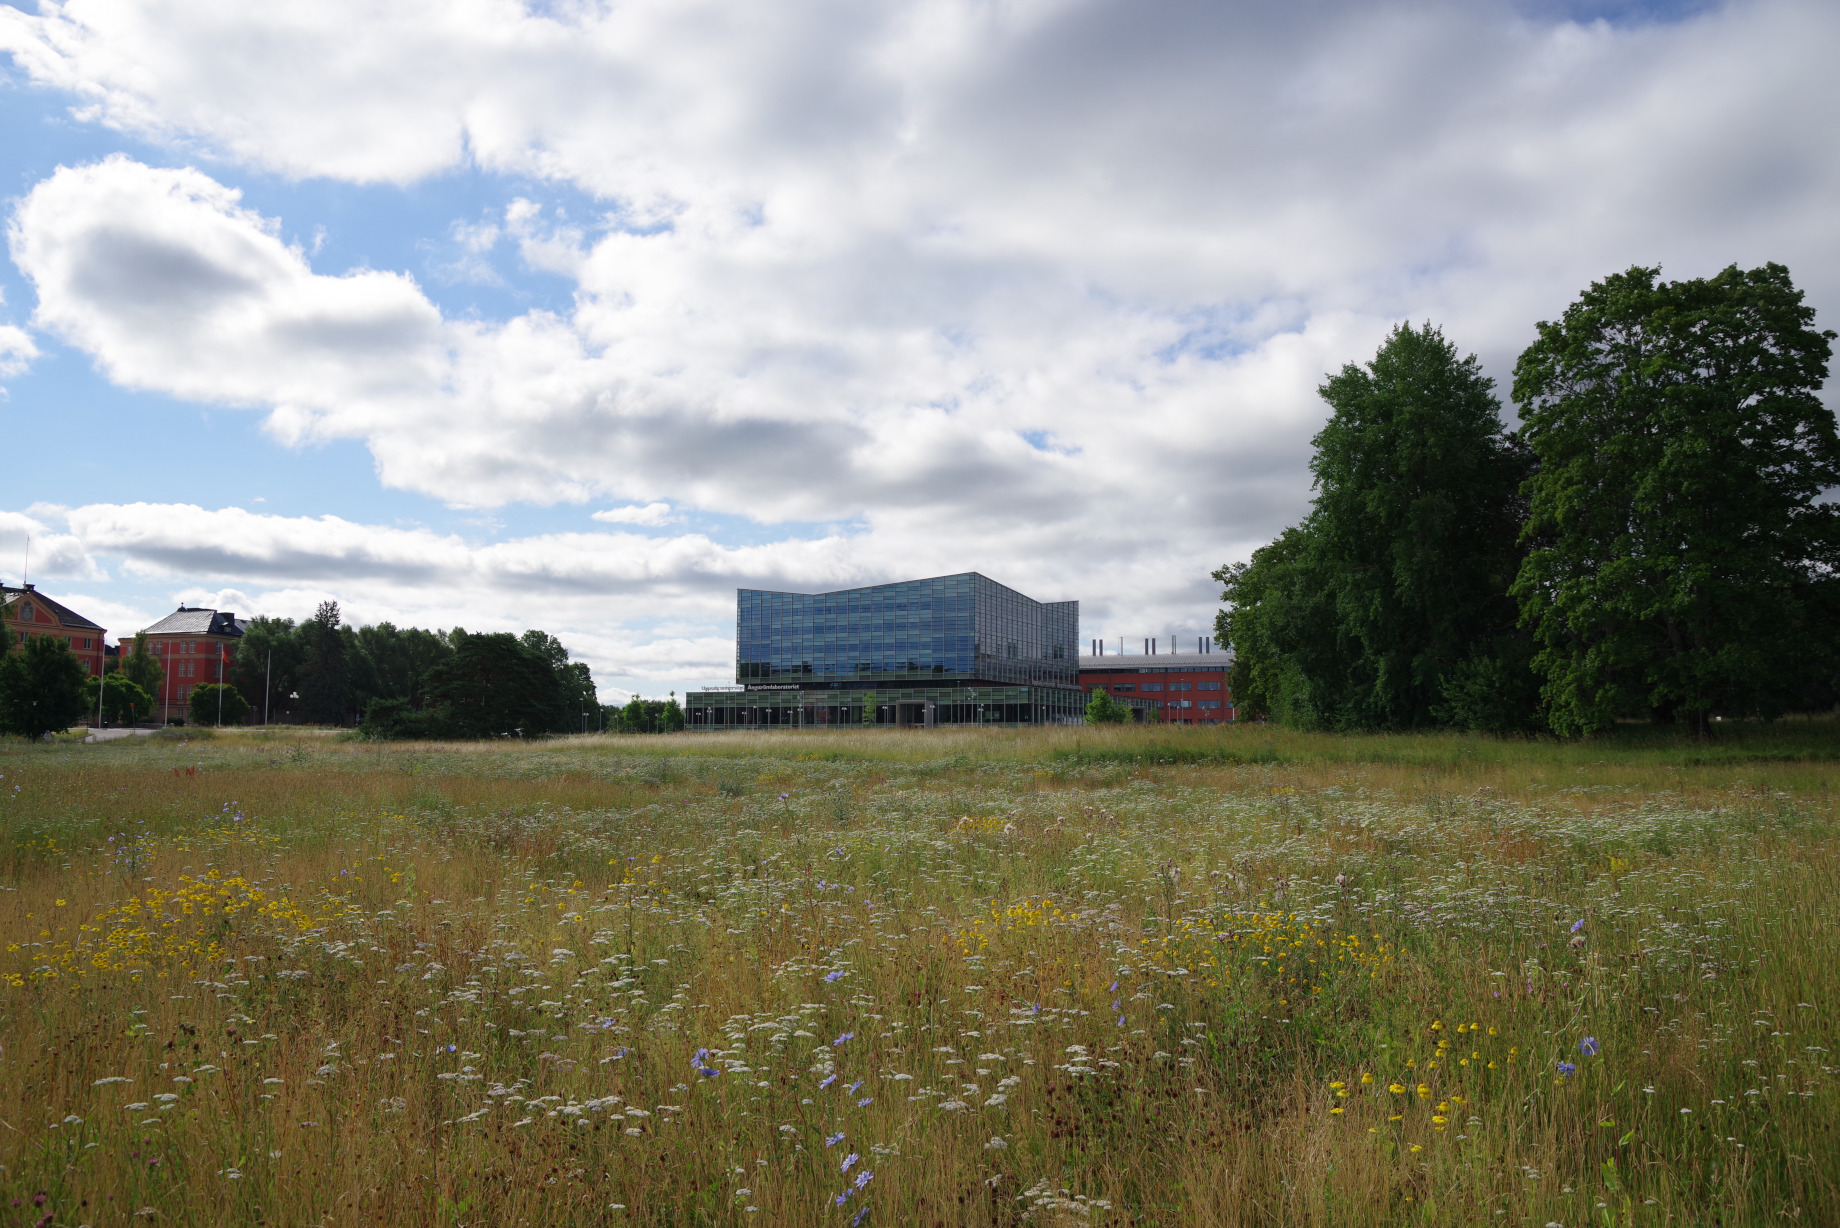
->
(824, 1132, 846, 1147)
(853, 1170, 873, 1191)
(1570, 918, 1585, 933)
(1579, 1036, 1600, 1057)
(1116, 1017, 1125, 1028)
(824, 970, 846, 983)
(446, 1044, 456, 1053)
(835, 1190, 851, 1207)
(841, 1152, 859, 1173)
(693, 1048, 710, 1063)
(833, 1032, 855, 1047)
(846, 1080, 863, 1095)
(820, 1074, 837, 1089)
(1110, 981, 1118, 992)
(851, 1204, 870, 1227)
(1556, 1061, 1577, 1077)
(856, 1097, 872, 1107)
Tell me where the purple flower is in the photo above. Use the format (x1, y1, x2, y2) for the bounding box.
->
(1570, 918, 1585, 933)
(835, 1190, 851, 1207)
(1110, 981, 1118, 992)
(780, 793, 790, 800)
(1556, 1061, 1577, 1077)
(833, 1032, 855, 1047)
(824, 1132, 846, 1147)
(446, 1044, 456, 1053)
(824, 970, 846, 983)
(846, 1080, 863, 1095)
(856, 1097, 872, 1107)
(1579, 1036, 1600, 1057)
(842, 1152, 859, 1173)
(853, 1170, 873, 1190)
(851, 1204, 870, 1227)
(820, 1074, 837, 1089)
(1116, 1017, 1125, 1028)
(693, 1048, 710, 1063)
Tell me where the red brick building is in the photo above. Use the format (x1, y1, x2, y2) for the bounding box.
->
(1, 584, 108, 678)
(1078, 648, 1235, 724)
(135, 606, 247, 723)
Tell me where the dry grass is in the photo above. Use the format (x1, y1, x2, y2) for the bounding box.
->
(0, 723, 1836, 1226)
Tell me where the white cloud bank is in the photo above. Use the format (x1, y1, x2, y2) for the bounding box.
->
(4, 0, 1840, 683)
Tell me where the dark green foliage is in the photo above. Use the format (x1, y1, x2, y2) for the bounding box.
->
(188, 683, 251, 727)
(231, 617, 300, 723)
(522, 630, 600, 733)
(118, 632, 165, 701)
(296, 602, 350, 726)
(1084, 687, 1133, 724)
(417, 632, 567, 738)
(357, 697, 456, 741)
(1216, 323, 1533, 731)
(0, 634, 90, 739)
(1513, 264, 1840, 736)
(86, 673, 154, 725)
(348, 622, 456, 712)
(608, 695, 685, 734)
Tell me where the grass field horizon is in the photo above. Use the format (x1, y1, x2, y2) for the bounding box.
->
(3, 721, 1835, 1224)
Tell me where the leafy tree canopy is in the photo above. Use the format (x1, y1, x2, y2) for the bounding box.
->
(1512, 263, 1840, 735)
(0, 634, 90, 739)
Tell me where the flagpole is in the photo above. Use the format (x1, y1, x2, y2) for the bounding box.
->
(265, 649, 272, 728)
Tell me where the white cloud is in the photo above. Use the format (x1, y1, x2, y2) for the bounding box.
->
(4, 0, 1839, 681)
(0, 508, 103, 583)
(0, 324, 37, 389)
(592, 502, 677, 527)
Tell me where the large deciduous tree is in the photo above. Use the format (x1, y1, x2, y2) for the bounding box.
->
(296, 602, 351, 726)
(1512, 264, 1840, 736)
(1215, 323, 1534, 730)
(0, 634, 90, 739)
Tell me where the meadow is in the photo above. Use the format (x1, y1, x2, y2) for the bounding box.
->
(0, 721, 1835, 1226)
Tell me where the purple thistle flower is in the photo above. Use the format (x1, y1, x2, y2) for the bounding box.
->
(1556, 1061, 1577, 1077)
(824, 1132, 846, 1147)
(1579, 1036, 1600, 1057)
(841, 1152, 859, 1173)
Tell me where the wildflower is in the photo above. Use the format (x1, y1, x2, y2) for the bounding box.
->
(780, 793, 789, 800)
(1556, 1062, 1577, 1077)
(1579, 1037, 1600, 1057)
(1329, 1107, 1343, 1115)
(857, 1098, 873, 1107)
(847, 1080, 863, 1095)
(1388, 1083, 1407, 1095)
(820, 1075, 837, 1089)
(1409, 1144, 1423, 1153)
(824, 971, 846, 983)
(1570, 918, 1585, 933)
(842, 1153, 859, 1173)
(854, 1170, 873, 1190)
(833, 1032, 855, 1047)
(825, 1132, 846, 1147)
(1360, 1072, 1374, 1085)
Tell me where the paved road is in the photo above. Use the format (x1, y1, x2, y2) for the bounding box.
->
(83, 727, 159, 742)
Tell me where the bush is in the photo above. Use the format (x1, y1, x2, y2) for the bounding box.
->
(87, 674, 155, 726)
(1084, 688, 1133, 724)
(358, 697, 458, 741)
(188, 683, 252, 728)
(0, 635, 91, 739)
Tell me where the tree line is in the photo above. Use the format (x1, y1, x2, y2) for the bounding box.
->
(1216, 263, 1840, 737)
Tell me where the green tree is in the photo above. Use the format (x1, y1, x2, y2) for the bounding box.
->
(861, 692, 879, 726)
(0, 634, 90, 739)
(87, 673, 154, 725)
(188, 683, 251, 727)
(297, 602, 350, 725)
(1512, 264, 1840, 736)
(231, 617, 300, 724)
(119, 631, 166, 703)
(1215, 323, 1533, 730)
(1083, 687, 1132, 724)
(419, 632, 566, 738)
(354, 623, 454, 708)
(521, 630, 599, 733)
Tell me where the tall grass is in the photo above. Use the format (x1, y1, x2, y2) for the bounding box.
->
(1, 725, 1835, 1225)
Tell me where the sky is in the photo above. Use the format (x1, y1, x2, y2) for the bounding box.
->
(1, 0, 1836, 702)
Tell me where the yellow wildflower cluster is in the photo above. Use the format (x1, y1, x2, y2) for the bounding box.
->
(1332, 1018, 1511, 1140)
(956, 897, 1064, 953)
(1142, 911, 1391, 992)
(5, 871, 323, 986)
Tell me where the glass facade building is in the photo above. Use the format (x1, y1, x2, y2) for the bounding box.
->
(691, 573, 1096, 728)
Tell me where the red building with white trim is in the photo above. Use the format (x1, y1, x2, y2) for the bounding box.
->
(1078, 647, 1235, 724)
(1, 584, 108, 678)
(135, 606, 247, 723)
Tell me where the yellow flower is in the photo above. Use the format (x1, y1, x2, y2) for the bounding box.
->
(1432, 1115, 1448, 1124)
(1329, 1107, 1343, 1115)
(1487, 1061, 1498, 1069)
(1360, 1072, 1375, 1085)
(1328, 1081, 1345, 1090)
(1409, 1144, 1423, 1153)
(1509, 1047, 1519, 1056)
(1389, 1083, 1407, 1095)
(1388, 1114, 1403, 1122)
(1416, 1084, 1430, 1098)
(1487, 1026, 1497, 1036)
(1430, 1020, 1443, 1031)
